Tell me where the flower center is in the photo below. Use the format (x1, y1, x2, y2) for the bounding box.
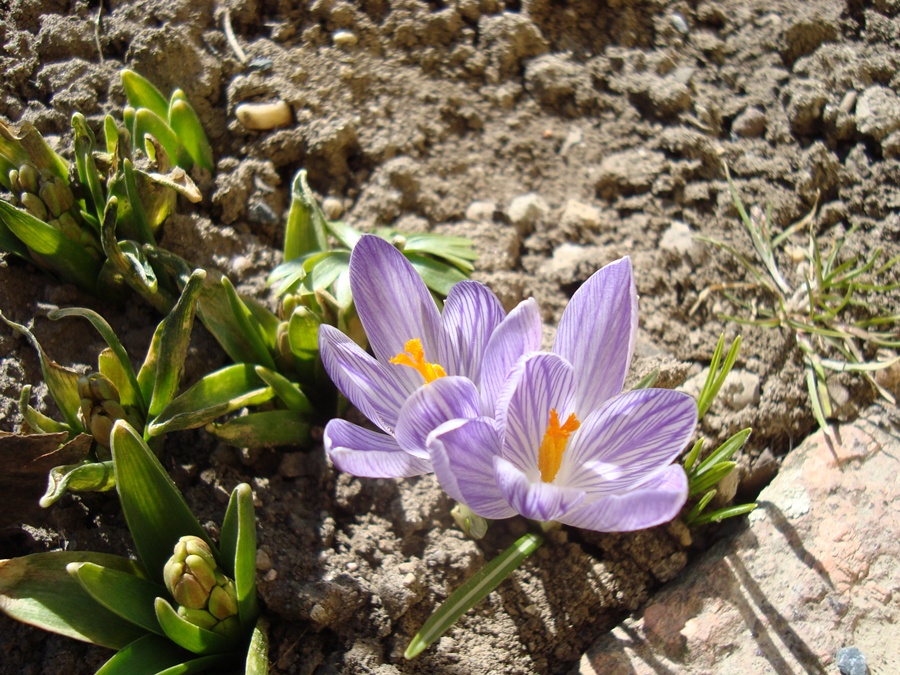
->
(390, 338, 446, 384)
(537, 408, 580, 483)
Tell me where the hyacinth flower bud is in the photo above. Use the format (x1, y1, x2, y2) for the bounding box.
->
(164, 536, 241, 639)
(77, 372, 127, 449)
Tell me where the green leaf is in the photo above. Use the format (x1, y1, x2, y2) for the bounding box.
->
(111, 420, 213, 585)
(40, 460, 116, 507)
(49, 307, 145, 412)
(284, 169, 328, 261)
(168, 93, 214, 172)
(206, 410, 312, 448)
(133, 108, 193, 170)
(144, 269, 206, 418)
(287, 306, 321, 359)
(697, 334, 742, 421)
(219, 484, 259, 628)
(684, 489, 716, 525)
(72, 113, 107, 224)
(406, 252, 469, 296)
(689, 502, 758, 526)
(122, 158, 157, 245)
(0, 311, 84, 431)
(688, 461, 736, 498)
(692, 428, 752, 477)
(154, 597, 235, 655)
(220, 276, 277, 369)
(632, 369, 659, 390)
(148, 364, 274, 437)
(121, 70, 170, 121)
(103, 114, 120, 156)
(19, 384, 73, 434)
(396, 232, 477, 272)
(245, 617, 269, 675)
(0, 201, 100, 292)
(95, 633, 226, 675)
(405, 532, 544, 659)
(254, 366, 314, 413)
(68, 562, 166, 636)
(0, 551, 147, 649)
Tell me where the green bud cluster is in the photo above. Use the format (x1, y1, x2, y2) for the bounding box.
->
(78, 372, 128, 449)
(163, 536, 240, 639)
(8, 161, 101, 257)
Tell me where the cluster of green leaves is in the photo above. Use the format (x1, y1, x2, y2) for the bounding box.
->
(0, 420, 265, 674)
(696, 165, 900, 432)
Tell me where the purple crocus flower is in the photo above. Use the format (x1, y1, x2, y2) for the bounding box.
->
(319, 234, 542, 478)
(415, 257, 698, 531)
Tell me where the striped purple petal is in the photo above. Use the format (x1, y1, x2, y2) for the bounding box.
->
(554, 256, 637, 414)
(556, 464, 688, 531)
(325, 419, 433, 478)
(427, 418, 518, 519)
(319, 324, 411, 434)
(496, 352, 575, 477)
(349, 235, 442, 366)
(556, 388, 697, 495)
(494, 457, 586, 522)
(479, 298, 542, 416)
(395, 376, 482, 458)
(438, 281, 505, 379)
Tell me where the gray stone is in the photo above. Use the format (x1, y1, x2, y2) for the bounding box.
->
(732, 107, 767, 137)
(856, 85, 900, 141)
(837, 646, 868, 675)
(578, 414, 900, 674)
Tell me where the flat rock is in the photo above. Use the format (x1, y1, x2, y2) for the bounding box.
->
(577, 413, 900, 675)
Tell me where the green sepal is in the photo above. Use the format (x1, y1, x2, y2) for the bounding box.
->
(133, 108, 193, 170)
(219, 484, 259, 628)
(154, 597, 235, 655)
(111, 420, 214, 586)
(0, 311, 84, 431)
(245, 617, 269, 675)
(206, 410, 311, 448)
(49, 307, 144, 412)
(0, 551, 147, 649)
(68, 561, 166, 636)
(40, 460, 116, 507)
(168, 93, 214, 172)
(147, 364, 274, 437)
(121, 70, 170, 122)
(0, 201, 100, 292)
(254, 366, 314, 413)
(283, 169, 328, 262)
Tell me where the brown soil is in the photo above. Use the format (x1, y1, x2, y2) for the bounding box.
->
(1, 0, 898, 673)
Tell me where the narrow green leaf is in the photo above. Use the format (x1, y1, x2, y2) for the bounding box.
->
(133, 108, 193, 170)
(0, 215, 32, 260)
(688, 461, 736, 498)
(0, 311, 83, 430)
(103, 114, 119, 156)
(0, 551, 146, 649)
(219, 484, 258, 628)
(693, 428, 752, 477)
(284, 169, 328, 261)
(206, 410, 312, 448)
(154, 597, 235, 655)
(287, 306, 321, 358)
(157, 654, 235, 675)
(245, 617, 269, 675)
(123, 158, 156, 246)
(0, 201, 100, 291)
(325, 217, 363, 250)
(69, 562, 166, 636)
(684, 489, 716, 525)
(405, 532, 544, 659)
(121, 70, 170, 121)
(40, 461, 116, 507)
(95, 634, 197, 675)
(147, 364, 273, 437)
(146, 269, 206, 418)
(111, 420, 213, 585)
(19, 385, 73, 434)
(72, 113, 107, 224)
(396, 232, 477, 272)
(254, 366, 314, 413)
(697, 334, 742, 420)
(689, 502, 758, 526)
(49, 307, 144, 412)
(168, 94, 214, 172)
(406, 252, 469, 296)
(806, 366, 830, 432)
(220, 276, 277, 369)
(633, 369, 659, 390)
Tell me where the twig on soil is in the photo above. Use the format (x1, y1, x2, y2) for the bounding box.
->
(223, 9, 249, 65)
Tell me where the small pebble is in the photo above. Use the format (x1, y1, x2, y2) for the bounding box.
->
(333, 30, 358, 46)
(670, 12, 690, 34)
(732, 107, 767, 138)
(322, 196, 344, 220)
(248, 57, 274, 72)
(235, 100, 293, 130)
(836, 646, 868, 675)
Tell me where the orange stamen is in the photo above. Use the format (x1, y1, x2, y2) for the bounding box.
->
(390, 338, 446, 384)
(537, 409, 580, 482)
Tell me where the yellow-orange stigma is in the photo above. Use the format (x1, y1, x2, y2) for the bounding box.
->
(390, 338, 446, 384)
(537, 409, 580, 483)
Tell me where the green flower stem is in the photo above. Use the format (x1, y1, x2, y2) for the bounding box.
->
(404, 532, 544, 659)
